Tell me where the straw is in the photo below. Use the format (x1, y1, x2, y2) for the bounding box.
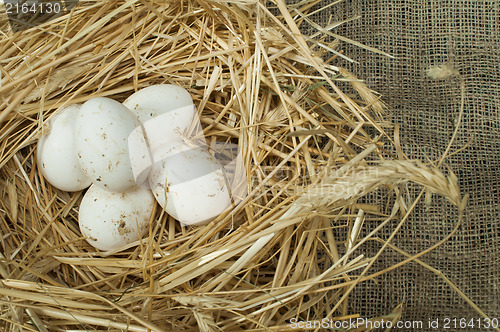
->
(0, 1, 480, 331)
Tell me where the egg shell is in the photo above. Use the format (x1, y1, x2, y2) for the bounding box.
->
(123, 84, 194, 123)
(123, 84, 197, 146)
(148, 143, 232, 226)
(79, 184, 154, 251)
(75, 97, 147, 192)
(37, 104, 92, 192)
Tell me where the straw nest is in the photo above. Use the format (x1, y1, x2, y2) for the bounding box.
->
(0, 1, 467, 331)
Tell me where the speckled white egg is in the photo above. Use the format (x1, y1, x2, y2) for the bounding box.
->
(123, 84, 196, 149)
(37, 104, 92, 192)
(79, 184, 155, 251)
(123, 84, 194, 123)
(75, 97, 147, 192)
(148, 143, 232, 226)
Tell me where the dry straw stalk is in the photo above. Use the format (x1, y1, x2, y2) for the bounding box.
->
(0, 1, 476, 331)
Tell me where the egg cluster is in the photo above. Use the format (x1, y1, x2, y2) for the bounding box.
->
(37, 85, 241, 251)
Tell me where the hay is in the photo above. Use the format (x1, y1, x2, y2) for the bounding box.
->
(0, 1, 479, 331)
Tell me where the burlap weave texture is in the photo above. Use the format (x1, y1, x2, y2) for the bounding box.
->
(314, 0, 499, 324)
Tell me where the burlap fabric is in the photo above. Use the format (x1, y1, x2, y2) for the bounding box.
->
(0, 1, 496, 329)
(307, 0, 499, 325)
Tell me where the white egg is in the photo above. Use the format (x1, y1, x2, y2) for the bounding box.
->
(123, 84, 197, 149)
(79, 184, 154, 251)
(123, 84, 194, 123)
(75, 97, 148, 192)
(148, 142, 232, 226)
(37, 104, 92, 192)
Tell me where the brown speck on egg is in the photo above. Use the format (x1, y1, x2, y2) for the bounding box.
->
(117, 220, 130, 236)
